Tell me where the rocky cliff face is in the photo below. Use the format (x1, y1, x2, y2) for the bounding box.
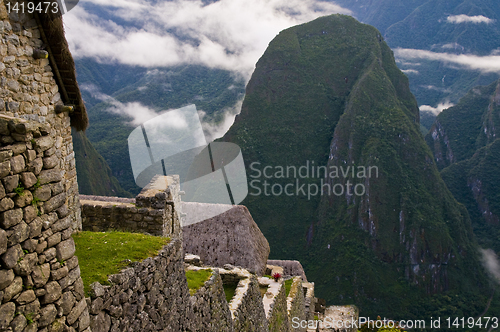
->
(223, 14, 491, 316)
(428, 79, 500, 253)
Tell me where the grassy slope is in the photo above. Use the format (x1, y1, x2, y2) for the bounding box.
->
(223, 14, 491, 318)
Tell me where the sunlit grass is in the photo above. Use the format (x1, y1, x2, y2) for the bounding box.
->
(73, 231, 169, 294)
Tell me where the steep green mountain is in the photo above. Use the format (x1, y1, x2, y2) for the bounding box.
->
(222, 14, 491, 317)
(72, 129, 132, 197)
(426, 79, 500, 253)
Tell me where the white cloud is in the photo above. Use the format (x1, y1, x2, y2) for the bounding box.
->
(394, 48, 500, 73)
(401, 69, 419, 75)
(480, 248, 500, 284)
(420, 85, 451, 93)
(199, 98, 243, 142)
(64, 0, 351, 80)
(419, 101, 454, 115)
(81, 83, 159, 125)
(447, 14, 494, 24)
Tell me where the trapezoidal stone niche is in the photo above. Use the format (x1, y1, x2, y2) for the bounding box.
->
(182, 202, 270, 275)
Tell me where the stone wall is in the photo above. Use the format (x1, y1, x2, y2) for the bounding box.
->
(267, 281, 289, 332)
(287, 277, 306, 332)
(190, 269, 233, 331)
(80, 175, 181, 238)
(183, 203, 270, 275)
(231, 275, 268, 332)
(267, 260, 307, 282)
(88, 238, 194, 332)
(0, 3, 81, 230)
(0, 115, 89, 331)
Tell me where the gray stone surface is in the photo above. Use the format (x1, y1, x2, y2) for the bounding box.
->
(183, 203, 270, 275)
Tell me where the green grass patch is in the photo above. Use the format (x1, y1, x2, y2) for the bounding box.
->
(223, 283, 238, 303)
(185, 269, 212, 295)
(73, 231, 169, 294)
(284, 278, 293, 297)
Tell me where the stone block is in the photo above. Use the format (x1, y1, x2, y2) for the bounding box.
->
(15, 289, 36, 305)
(23, 205, 37, 223)
(51, 216, 71, 232)
(0, 208, 23, 228)
(20, 171, 37, 188)
(50, 182, 64, 195)
(0, 302, 16, 330)
(0, 229, 6, 255)
(42, 154, 58, 169)
(14, 189, 32, 208)
(27, 158, 42, 175)
(47, 232, 61, 248)
(9, 154, 25, 173)
(42, 281, 62, 304)
(2, 276, 22, 302)
(7, 221, 29, 246)
(33, 184, 51, 201)
(9, 312, 27, 331)
(56, 237, 75, 261)
(38, 303, 57, 327)
(2, 174, 19, 193)
(0, 197, 14, 212)
(38, 168, 62, 184)
(29, 217, 43, 238)
(59, 291, 76, 315)
(43, 192, 66, 212)
(0, 160, 10, 177)
(32, 263, 50, 288)
(67, 298, 87, 325)
(33, 135, 54, 152)
(0, 269, 14, 290)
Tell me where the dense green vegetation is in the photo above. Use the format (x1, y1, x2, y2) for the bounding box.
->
(73, 231, 169, 294)
(73, 129, 132, 197)
(185, 269, 212, 295)
(426, 79, 500, 254)
(223, 14, 492, 318)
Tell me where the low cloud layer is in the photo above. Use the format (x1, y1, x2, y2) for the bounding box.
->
(65, 0, 350, 80)
(395, 48, 500, 73)
(480, 248, 500, 284)
(81, 84, 159, 125)
(447, 14, 494, 24)
(419, 101, 454, 115)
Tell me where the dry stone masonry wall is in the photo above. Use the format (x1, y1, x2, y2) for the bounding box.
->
(80, 175, 182, 238)
(88, 238, 194, 332)
(0, 116, 89, 331)
(0, 3, 80, 230)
